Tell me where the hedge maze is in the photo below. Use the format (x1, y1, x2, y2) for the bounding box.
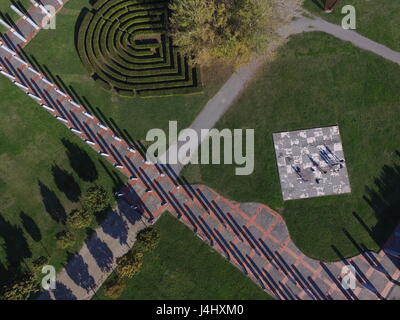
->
(76, 0, 202, 97)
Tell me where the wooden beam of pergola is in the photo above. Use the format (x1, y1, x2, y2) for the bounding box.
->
(325, 0, 342, 12)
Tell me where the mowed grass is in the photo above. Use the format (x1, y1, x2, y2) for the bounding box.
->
(182, 32, 400, 261)
(23, 0, 232, 142)
(0, 75, 126, 285)
(96, 212, 272, 300)
(304, 0, 400, 51)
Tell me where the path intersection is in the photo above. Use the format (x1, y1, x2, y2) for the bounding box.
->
(0, 0, 399, 300)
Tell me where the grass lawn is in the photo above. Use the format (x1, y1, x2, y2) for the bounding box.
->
(95, 212, 272, 300)
(303, 0, 400, 51)
(181, 32, 400, 261)
(22, 0, 232, 143)
(0, 74, 126, 286)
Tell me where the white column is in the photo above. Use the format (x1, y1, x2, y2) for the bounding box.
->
(55, 115, 68, 123)
(69, 100, 80, 108)
(0, 70, 15, 80)
(97, 123, 108, 130)
(27, 66, 41, 76)
(27, 92, 42, 101)
(41, 78, 54, 87)
(113, 135, 122, 142)
(0, 18, 11, 30)
(54, 88, 67, 97)
(13, 81, 29, 91)
(85, 139, 96, 146)
(70, 128, 81, 134)
(83, 111, 94, 119)
(41, 104, 54, 112)
(0, 43, 16, 55)
(12, 55, 28, 66)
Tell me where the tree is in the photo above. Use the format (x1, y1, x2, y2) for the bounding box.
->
(0, 273, 38, 300)
(56, 230, 75, 249)
(66, 208, 93, 229)
(82, 185, 110, 214)
(169, 0, 273, 66)
(103, 275, 125, 299)
(116, 252, 143, 279)
(135, 227, 160, 254)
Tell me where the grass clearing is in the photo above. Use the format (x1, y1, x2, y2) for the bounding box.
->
(182, 32, 400, 261)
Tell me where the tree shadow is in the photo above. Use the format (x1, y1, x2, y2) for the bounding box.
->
(64, 253, 96, 292)
(51, 164, 81, 202)
(0, 214, 31, 271)
(61, 138, 98, 182)
(85, 232, 114, 272)
(19, 211, 42, 242)
(362, 153, 400, 248)
(38, 180, 67, 224)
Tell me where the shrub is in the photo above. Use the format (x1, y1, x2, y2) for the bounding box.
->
(116, 252, 143, 279)
(135, 227, 160, 254)
(32, 256, 49, 272)
(56, 230, 76, 249)
(82, 185, 110, 214)
(0, 273, 38, 300)
(103, 276, 125, 299)
(67, 208, 93, 229)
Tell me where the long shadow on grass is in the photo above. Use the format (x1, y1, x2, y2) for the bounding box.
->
(61, 138, 98, 182)
(38, 180, 67, 224)
(51, 164, 81, 202)
(19, 211, 42, 242)
(362, 154, 400, 248)
(0, 214, 31, 271)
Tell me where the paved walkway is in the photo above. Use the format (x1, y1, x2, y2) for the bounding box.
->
(0, 1, 399, 300)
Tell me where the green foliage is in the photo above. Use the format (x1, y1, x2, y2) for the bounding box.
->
(82, 185, 110, 214)
(56, 230, 76, 249)
(103, 275, 125, 299)
(116, 252, 143, 279)
(135, 227, 160, 254)
(32, 256, 49, 272)
(169, 0, 273, 66)
(66, 208, 93, 229)
(0, 273, 38, 300)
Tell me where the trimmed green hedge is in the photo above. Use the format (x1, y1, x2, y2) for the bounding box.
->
(76, 0, 202, 97)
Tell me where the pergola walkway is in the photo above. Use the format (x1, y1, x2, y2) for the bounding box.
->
(0, 0, 399, 300)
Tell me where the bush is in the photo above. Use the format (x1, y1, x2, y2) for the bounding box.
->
(0, 273, 38, 300)
(66, 208, 93, 229)
(32, 256, 49, 272)
(56, 230, 76, 249)
(82, 185, 110, 214)
(116, 252, 143, 279)
(135, 227, 160, 254)
(103, 276, 125, 299)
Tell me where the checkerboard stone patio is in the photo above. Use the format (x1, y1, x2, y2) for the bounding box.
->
(273, 126, 351, 200)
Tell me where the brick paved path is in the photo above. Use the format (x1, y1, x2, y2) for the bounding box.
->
(0, 0, 399, 300)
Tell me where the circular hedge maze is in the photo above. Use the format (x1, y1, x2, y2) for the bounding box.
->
(76, 0, 202, 97)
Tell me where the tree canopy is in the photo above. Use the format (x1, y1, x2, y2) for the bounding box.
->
(168, 0, 273, 66)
